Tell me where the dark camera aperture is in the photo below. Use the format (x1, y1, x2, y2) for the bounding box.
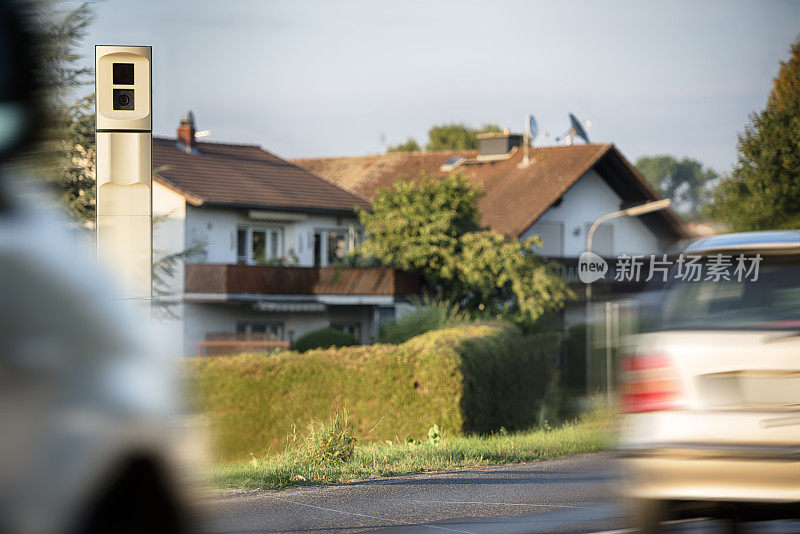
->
(113, 63, 134, 85)
(113, 88, 134, 110)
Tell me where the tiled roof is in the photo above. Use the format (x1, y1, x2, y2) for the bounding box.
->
(292, 143, 686, 238)
(152, 137, 371, 213)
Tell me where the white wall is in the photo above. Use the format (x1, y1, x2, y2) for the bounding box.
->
(521, 169, 662, 258)
(152, 182, 188, 358)
(153, 183, 187, 290)
(184, 206, 360, 266)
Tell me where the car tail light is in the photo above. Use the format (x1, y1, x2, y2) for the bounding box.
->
(621, 353, 684, 413)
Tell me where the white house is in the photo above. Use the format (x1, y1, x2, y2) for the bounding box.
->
(153, 113, 418, 357)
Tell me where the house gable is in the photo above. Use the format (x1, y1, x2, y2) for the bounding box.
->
(521, 169, 662, 258)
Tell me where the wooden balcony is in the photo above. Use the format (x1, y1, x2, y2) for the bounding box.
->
(184, 264, 420, 298)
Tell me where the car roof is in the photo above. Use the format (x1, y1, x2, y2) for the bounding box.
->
(685, 230, 800, 254)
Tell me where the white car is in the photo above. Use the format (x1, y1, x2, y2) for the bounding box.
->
(620, 231, 800, 532)
(0, 179, 193, 534)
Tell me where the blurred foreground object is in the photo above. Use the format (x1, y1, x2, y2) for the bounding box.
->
(620, 230, 800, 532)
(0, 3, 193, 533)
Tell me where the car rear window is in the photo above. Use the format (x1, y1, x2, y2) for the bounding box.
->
(659, 258, 800, 331)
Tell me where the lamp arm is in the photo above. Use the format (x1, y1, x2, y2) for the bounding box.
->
(586, 210, 626, 254)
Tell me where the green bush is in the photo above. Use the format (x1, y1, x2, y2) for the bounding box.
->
(290, 327, 359, 352)
(378, 295, 469, 344)
(189, 322, 560, 461)
(453, 328, 561, 433)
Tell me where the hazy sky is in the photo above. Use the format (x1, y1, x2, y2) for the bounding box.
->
(74, 0, 800, 173)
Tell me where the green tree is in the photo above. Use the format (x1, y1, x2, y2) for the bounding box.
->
(24, 2, 96, 221)
(57, 94, 96, 223)
(425, 123, 502, 151)
(635, 155, 718, 219)
(708, 37, 800, 231)
(35, 3, 95, 96)
(355, 174, 571, 322)
(387, 138, 421, 153)
(477, 123, 503, 134)
(357, 174, 481, 282)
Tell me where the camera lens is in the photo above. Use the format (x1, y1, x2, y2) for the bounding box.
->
(112, 88, 134, 110)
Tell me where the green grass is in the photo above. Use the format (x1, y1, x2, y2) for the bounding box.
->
(210, 408, 616, 490)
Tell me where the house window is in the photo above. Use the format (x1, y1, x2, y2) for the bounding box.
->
(331, 322, 360, 341)
(313, 233, 322, 267)
(530, 221, 564, 257)
(270, 229, 279, 259)
(377, 306, 396, 333)
(313, 229, 350, 266)
(252, 230, 266, 263)
(236, 321, 283, 339)
(236, 226, 283, 265)
(236, 228, 248, 264)
(327, 231, 347, 265)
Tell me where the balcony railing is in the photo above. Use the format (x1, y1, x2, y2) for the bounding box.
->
(185, 264, 420, 297)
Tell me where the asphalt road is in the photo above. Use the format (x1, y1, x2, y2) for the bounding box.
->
(201, 454, 800, 534)
(201, 454, 625, 533)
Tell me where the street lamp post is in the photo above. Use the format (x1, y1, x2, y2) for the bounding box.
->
(585, 198, 671, 397)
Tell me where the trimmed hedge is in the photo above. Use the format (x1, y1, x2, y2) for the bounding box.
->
(189, 322, 559, 462)
(290, 327, 359, 352)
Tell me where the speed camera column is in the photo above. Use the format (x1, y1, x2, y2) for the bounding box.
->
(95, 45, 152, 302)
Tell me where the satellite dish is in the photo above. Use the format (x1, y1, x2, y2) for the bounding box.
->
(525, 114, 538, 140)
(568, 113, 590, 144)
(520, 113, 538, 167)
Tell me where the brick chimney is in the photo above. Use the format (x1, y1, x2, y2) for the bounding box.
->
(176, 111, 196, 152)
